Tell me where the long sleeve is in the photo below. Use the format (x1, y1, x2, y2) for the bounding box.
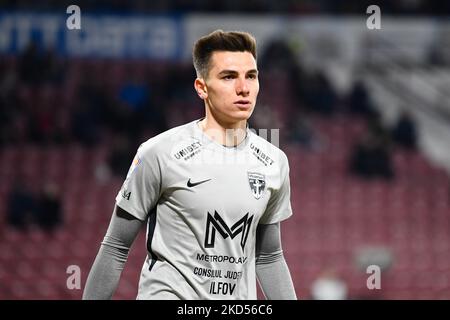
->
(255, 222, 297, 300)
(82, 205, 144, 300)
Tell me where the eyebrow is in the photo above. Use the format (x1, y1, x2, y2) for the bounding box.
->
(218, 69, 259, 76)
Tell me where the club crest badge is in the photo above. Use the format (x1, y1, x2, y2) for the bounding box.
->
(248, 172, 266, 200)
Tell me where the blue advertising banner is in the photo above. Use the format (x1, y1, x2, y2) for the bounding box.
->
(0, 12, 183, 59)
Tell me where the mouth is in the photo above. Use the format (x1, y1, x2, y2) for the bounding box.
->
(234, 100, 252, 109)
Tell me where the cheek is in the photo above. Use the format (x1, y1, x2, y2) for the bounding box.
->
(211, 85, 233, 102)
(253, 83, 260, 97)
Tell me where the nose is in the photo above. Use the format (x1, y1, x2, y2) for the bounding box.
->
(236, 77, 249, 96)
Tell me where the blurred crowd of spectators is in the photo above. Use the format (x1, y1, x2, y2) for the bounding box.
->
(0, 42, 200, 152)
(7, 179, 62, 232)
(347, 80, 418, 181)
(258, 39, 418, 182)
(1, 38, 419, 186)
(0, 36, 421, 233)
(2, 0, 449, 15)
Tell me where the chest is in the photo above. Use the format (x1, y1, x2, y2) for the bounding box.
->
(161, 153, 278, 224)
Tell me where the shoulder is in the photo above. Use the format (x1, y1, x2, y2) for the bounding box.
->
(137, 122, 196, 162)
(247, 129, 289, 168)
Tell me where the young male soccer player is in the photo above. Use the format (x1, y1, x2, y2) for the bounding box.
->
(83, 30, 297, 300)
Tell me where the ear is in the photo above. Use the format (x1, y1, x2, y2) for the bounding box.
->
(194, 78, 207, 100)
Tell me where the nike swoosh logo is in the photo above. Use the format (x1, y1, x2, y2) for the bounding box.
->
(187, 178, 211, 187)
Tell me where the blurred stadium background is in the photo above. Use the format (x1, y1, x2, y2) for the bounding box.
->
(0, 0, 450, 300)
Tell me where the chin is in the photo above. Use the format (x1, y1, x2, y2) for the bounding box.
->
(231, 112, 252, 123)
(234, 108, 254, 120)
(217, 108, 254, 125)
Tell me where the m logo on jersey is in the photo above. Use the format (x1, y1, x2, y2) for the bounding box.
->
(247, 172, 266, 199)
(205, 211, 254, 252)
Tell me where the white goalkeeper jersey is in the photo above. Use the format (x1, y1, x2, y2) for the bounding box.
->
(115, 119, 293, 300)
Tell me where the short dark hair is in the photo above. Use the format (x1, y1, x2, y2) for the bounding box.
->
(193, 29, 257, 79)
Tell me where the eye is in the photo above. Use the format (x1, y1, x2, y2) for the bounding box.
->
(247, 74, 257, 80)
(222, 75, 234, 80)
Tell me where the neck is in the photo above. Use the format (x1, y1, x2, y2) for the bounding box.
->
(199, 113, 248, 147)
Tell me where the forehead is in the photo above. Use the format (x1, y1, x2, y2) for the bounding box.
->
(209, 51, 257, 73)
